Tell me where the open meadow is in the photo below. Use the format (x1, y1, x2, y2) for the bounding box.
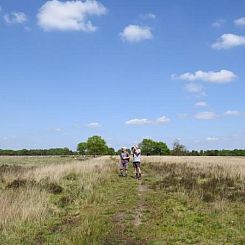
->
(0, 156, 244, 244)
(2, 1, 245, 244)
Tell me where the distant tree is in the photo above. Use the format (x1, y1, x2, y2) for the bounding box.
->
(140, 139, 170, 155)
(155, 142, 171, 155)
(77, 142, 87, 155)
(0, 148, 73, 156)
(191, 150, 200, 156)
(46, 148, 73, 155)
(140, 139, 154, 155)
(107, 147, 116, 155)
(86, 136, 108, 155)
(171, 139, 187, 156)
(18, 149, 29, 155)
(77, 136, 113, 155)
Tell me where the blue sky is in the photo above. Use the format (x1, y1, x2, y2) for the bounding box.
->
(0, 0, 245, 150)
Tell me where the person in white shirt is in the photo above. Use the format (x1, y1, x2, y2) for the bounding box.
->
(131, 145, 142, 179)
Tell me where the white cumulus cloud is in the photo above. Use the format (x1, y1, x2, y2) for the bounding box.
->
(185, 83, 205, 95)
(125, 118, 152, 125)
(37, 0, 107, 32)
(120, 25, 153, 43)
(87, 122, 101, 128)
(206, 137, 219, 141)
(212, 33, 245, 49)
(156, 116, 170, 124)
(234, 17, 245, 27)
(141, 13, 156, 20)
(212, 19, 225, 28)
(4, 12, 27, 24)
(194, 111, 217, 120)
(126, 116, 170, 125)
(195, 101, 207, 107)
(224, 110, 241, 116)
(173, 69, 236, 83)
(54, 128, 63, 132)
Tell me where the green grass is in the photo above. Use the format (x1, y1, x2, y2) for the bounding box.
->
(0, 156, 76, 166)
(0, 156, 244, 244)
(135, 190, 244, 244)
(0, 157, 141, 244)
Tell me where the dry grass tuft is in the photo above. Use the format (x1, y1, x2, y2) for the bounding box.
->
(143, 156, 245, 179)
(0, 188, 48, 229)
(0, 156, 114, 230)
(143, 156, 245, 202)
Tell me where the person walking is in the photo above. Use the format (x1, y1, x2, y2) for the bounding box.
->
(119, 147, 130, 177)
(132, 145, 142, 179)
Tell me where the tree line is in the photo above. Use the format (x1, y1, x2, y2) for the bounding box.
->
(187, 149, 245, 156)
(169, 140, 245, 156)
(0, 148, 73, 156)
(77, 137, 245, 156)
(0, 136, 245, 156)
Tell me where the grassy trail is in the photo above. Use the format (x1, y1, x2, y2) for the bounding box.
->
(98, 158, 244, 244)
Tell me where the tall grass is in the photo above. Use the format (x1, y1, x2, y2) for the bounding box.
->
(0, 156, 114, 232)
(0, 156, 76, 166)
(143, 156, 245, 203)
(143, 156, 245, 179)
(0, 188, 48, 228)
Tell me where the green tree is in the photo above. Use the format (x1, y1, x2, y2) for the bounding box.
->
(140, 139, 154, 155)
(77, 142, 87, 155)
(140, 139, 170, 155)
(155, 141, 171, 155)
(107, 147, 116, 155)
(86, 136, 108, 155)
(171, 139, 187, 156)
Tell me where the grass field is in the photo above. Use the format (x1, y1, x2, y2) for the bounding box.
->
(0, 156, 244, 244)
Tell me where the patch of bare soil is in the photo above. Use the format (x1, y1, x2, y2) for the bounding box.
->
(133, 183, 148, 227)
(103, 212, 142, 245)
(113, 212, 126, 223)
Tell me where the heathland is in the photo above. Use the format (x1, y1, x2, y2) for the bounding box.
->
(0, 156, 244, 244)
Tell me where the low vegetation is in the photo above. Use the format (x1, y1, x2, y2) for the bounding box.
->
(138, 156, 245, 244)
(0, 156, 244, 244)
(0, 156, 117, 244)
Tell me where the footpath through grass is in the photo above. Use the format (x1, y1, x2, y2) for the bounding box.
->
(0, 156, 244, 244)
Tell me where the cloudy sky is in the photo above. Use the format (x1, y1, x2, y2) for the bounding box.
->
(0, 0, 244, 150)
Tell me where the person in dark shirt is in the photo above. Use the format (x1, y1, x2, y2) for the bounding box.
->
(119, 147, 130, 177)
